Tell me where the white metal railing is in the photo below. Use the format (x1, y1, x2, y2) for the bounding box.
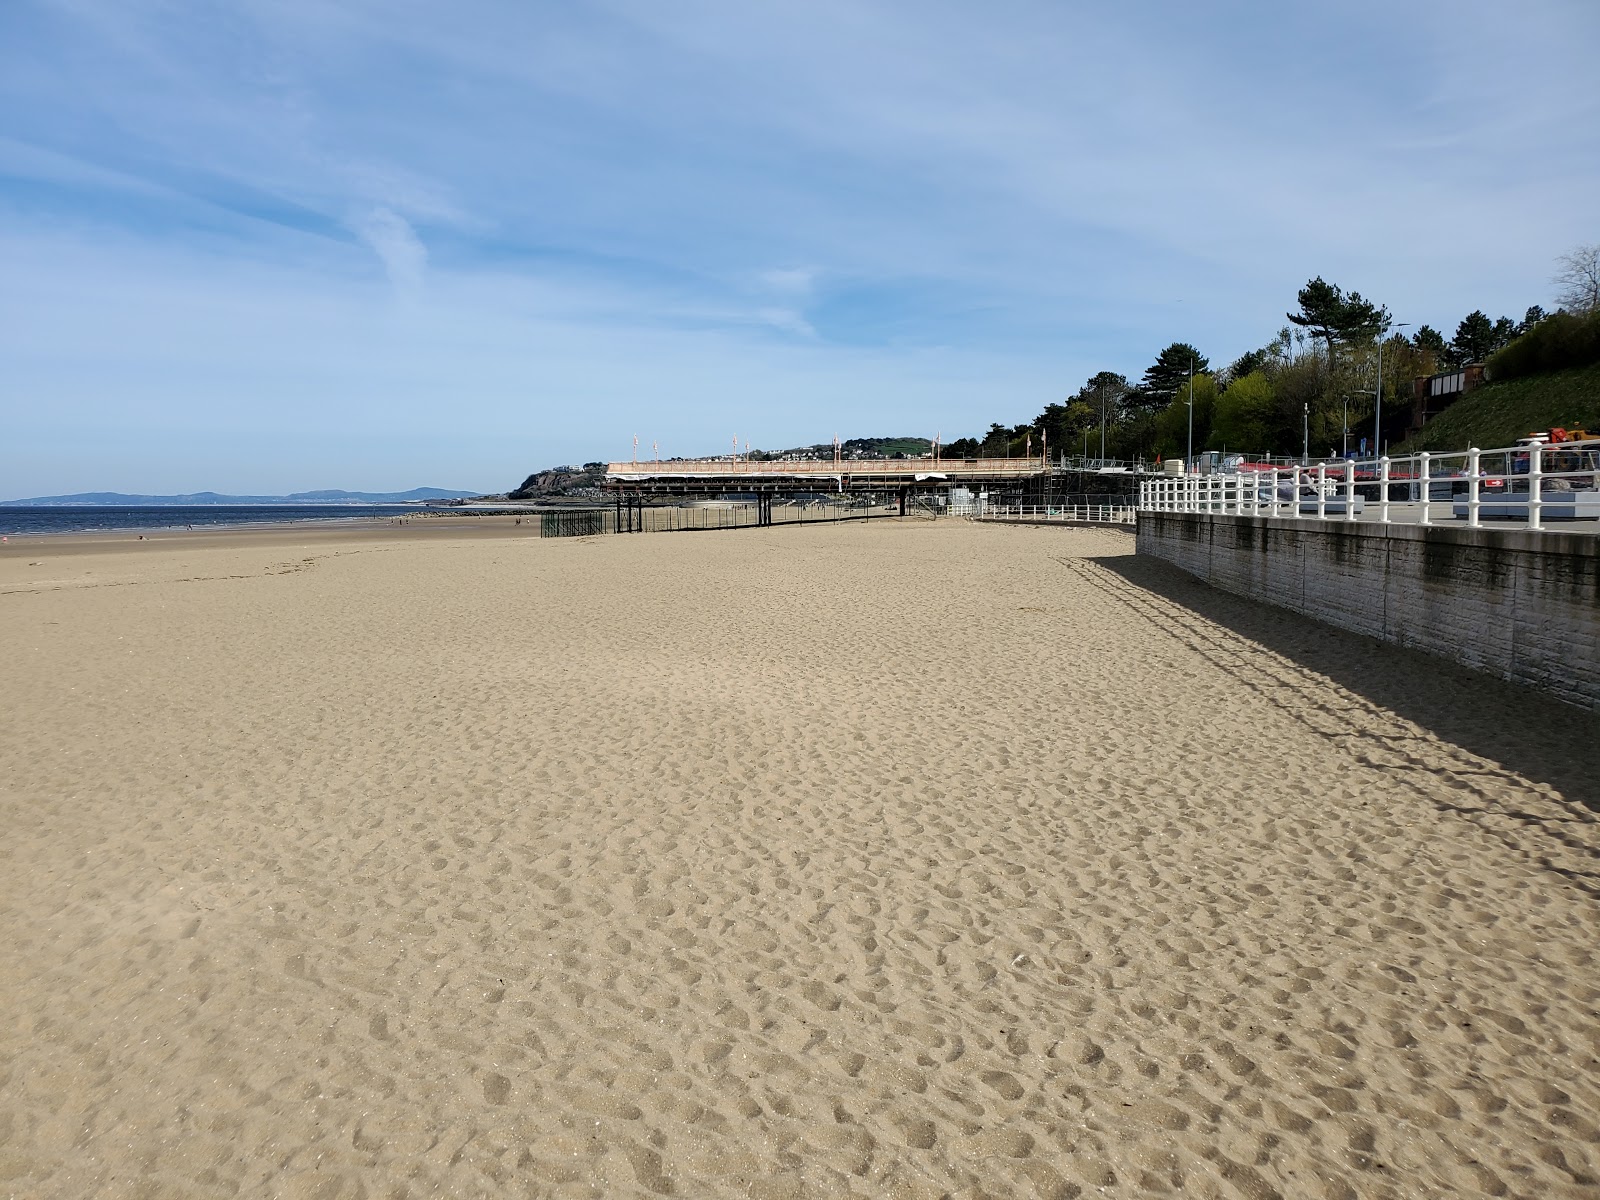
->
(975, 504, 1137, 525)
(1137, 439, 1600, 531)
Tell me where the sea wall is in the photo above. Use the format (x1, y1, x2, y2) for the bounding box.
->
(1136, 513, 1600, 709)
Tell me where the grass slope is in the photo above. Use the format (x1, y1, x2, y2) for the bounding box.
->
(1400, 361, 1600, 452)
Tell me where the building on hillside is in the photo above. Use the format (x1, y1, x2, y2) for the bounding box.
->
(1408, 364, 1487, 435)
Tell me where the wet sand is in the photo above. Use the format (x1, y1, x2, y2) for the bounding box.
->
(1, 520, 1596, 1198)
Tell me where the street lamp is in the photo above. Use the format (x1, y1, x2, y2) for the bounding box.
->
(1374, 322, 1411, 456)
(1185, 358, 1195, 473)
(1099, 381, 1107, 463)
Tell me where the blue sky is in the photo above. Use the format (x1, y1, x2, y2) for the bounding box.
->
(2, 0, 1597, 496)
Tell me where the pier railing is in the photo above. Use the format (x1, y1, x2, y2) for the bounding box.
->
(1137, 440, 1600, 530)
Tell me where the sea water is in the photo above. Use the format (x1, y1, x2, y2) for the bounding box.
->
(0, 505, 446, 537)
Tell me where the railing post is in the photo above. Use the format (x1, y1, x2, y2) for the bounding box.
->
(1528, 444, 1543, 531)
(1418, 452, 1432, 526)
(1466, 447, 1481, 528)
(1344, 460, 1356, 523)
(1379, 457, 1391, 524)
(1316, 465, 1327, 521)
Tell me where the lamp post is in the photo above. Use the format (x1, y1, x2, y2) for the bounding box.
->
(1342, 395, 1350, 457)
(1373, 322, 1410, 456)
(1099, 381, 1107, 463)
(1185, 358, 1195, 473)
(1302, 402, 1309, 464)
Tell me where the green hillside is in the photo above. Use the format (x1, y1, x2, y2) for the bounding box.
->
(1399, 361, 1600, 452)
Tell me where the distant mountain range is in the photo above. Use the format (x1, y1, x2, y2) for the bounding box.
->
(2, 488, 483, 507)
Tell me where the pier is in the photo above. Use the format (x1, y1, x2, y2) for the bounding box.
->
(605, 454, 1155, 525)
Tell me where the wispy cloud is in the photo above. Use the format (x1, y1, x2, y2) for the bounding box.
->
(352, 206, 427, 298)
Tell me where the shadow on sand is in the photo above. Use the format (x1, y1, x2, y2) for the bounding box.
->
(1082, 551, 1600, 895)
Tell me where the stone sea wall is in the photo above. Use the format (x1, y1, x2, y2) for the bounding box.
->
(1136, 512, 1600, 709)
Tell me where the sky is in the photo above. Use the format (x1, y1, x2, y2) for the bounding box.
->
(2, 0, 1597, 497)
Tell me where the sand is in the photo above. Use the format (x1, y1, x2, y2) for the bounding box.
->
(1, 519, 1597, 1199)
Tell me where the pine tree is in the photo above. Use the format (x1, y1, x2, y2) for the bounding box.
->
(1133, 344, 1206, 413)
(1451, 311, 1497, 364)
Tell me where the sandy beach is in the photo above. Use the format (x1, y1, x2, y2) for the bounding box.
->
(2, 519, 1596, 1199)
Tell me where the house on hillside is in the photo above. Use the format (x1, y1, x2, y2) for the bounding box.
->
(1408, 364, 1487, 435)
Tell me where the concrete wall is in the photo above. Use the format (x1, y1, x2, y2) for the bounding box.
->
(1137, 513, 1600, 709)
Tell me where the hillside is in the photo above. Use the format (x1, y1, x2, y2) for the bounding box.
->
(1399, 361, 1600, 452)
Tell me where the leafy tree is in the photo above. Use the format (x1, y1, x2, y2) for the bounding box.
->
(1071, 370, 1132, 418)
(1109, 410, 1160, 462)
(1210, 372, 1276, 453)
(979, 423, 1012, 457)
(1339, 291, 1390, 343)
(943, 436, 980, 458)
(1051, 373, 1131, 456)
(1270, 356, 1328, 458)
(1134, 344, 1207, 413)
(1491, 316, 1518, 353)
(1412, 325, 1448, 361)
(1152, 374, 1218, 460)
(1452, 310, 1497, 363)
(1287, 277, 1346, 358)
(1553, 243, 1600, 314)
(1227, 347, 1271, 382)
(1288, 276, 1390, 359)
(1038, 399, 1096, 456)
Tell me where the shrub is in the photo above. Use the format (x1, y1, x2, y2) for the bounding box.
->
(1488, 309, 1600, 380)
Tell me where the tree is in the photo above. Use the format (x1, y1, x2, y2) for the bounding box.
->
(1133, 344, 1206, 413)
(1287, 277, 1346, 359)
(1338, 291, 1390, 344)
(1553, 243, 1600, 314)
(1038, 399, 1096, 457)
(1491, 316, 1518, 353)
(1210, 372, 1276, 453)
(1152, 374, 1218, 460)
(1287, 276, 1390, 360)
(1059, 372, 1131, 451)
(1412, 325, 1448, 363)
(1519, 305, 1546, 334)
(1227, 347, 1272, 382)
(1452, 310, 1497, 363)
(979, 423, 1011, 457)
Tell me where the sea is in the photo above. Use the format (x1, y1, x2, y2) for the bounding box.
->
(0, 505, 449, 538)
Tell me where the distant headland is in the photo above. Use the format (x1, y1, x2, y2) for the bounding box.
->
(1, 488, 483, 507)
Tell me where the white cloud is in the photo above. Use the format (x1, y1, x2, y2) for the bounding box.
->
(760, 267, 816, 296)
(754, 306, 816, 338)
(351, 207, 427, 298)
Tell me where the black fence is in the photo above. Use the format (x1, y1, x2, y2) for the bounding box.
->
(541, 510, 612, 537)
